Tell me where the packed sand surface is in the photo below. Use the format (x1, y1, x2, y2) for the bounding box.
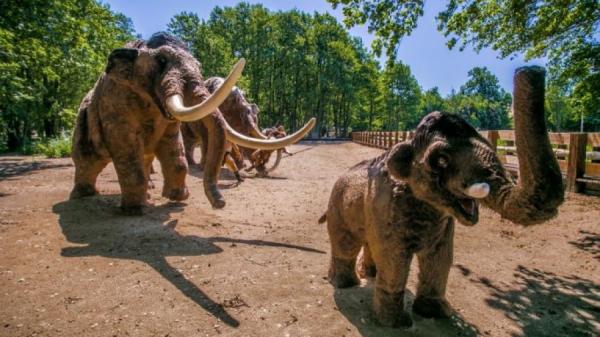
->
(0, 142, 598, 337)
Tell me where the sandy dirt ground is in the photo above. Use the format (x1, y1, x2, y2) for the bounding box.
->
(0, 141, 598, 337)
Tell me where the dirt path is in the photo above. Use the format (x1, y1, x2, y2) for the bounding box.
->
(0, 142, 598, 337)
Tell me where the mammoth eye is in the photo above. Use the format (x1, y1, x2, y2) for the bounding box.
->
(156, 56, 167, 69)
(437, 155, 449, 168)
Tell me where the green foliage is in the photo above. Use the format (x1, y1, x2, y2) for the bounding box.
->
(329, 0, 600, 131)
(168, 4, 391, 135)
(0, 0, 135, 151)
(456, 67, 511, 129)
(35, 134, 72, 158)
(328, 0, 424, 57)
(380, 60, 423, 130)
(0, 0, 546, 146)
(168, 4, 519, 134)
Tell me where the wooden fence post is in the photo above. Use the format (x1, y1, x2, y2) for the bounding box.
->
(567, 133, 587, 193)
(487, 131, 499, 152)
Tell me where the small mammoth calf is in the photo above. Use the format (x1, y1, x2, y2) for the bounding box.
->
(320, 67, 563, 327)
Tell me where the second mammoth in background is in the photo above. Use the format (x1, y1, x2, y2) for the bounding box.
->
(182, 77, 290, 176)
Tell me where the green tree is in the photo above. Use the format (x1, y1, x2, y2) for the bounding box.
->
(454, 67, 511, 129)
(169, 3, 386, 137)
(0, 0, 134, 151)
(380, 60, 422, 130)
(420, 87, 447, 115)
(329, 0, 600, 131)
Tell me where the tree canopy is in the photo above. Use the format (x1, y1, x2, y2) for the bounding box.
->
(6, 1, 592, 152)
(329, 0, 600, 131)
(0, 0, 134, 151)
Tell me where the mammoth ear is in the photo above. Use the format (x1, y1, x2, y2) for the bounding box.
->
(386, 142, 414, 178)
(105, 48, 139, 76)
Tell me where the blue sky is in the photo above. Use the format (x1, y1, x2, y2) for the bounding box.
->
(104, 0, 546, 96)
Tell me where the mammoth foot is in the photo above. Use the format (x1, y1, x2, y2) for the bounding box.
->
(210, 198, 226, 209)
(374, 289, 413, 328)
(328, 258, 359, 288)
(163, 187, 189, 202)
(412, 296, 453, 319)
(69, 184, 98, 199)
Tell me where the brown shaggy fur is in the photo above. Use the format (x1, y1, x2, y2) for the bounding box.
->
(320, 67, 564, 327)
(70, 32, 234, 213)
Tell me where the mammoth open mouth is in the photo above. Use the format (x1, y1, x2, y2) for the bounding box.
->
(455, 198, 479, 224)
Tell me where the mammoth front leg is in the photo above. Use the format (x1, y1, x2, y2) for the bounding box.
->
(155, 123, 189, 202)
(202, 114, 227, 209)
(371, 249, 413, 327)
(104, 119, 147, 214)
(413, 220, 454, 319)
(112, 151, 147, 215)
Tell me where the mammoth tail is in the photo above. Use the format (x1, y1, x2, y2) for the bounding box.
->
(318, 213, 327, 224)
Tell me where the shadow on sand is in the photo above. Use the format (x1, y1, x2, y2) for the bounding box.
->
(334, 281, 480, 337)
(569, 230, 600, 261)
(52, 195, 324, 328)
(0, 157, 72, 180)
(472, 265, 600, 337)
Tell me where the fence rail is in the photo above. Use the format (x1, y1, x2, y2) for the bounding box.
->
(351, 130, 600, 195)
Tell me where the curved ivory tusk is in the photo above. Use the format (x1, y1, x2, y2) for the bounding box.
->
(166, 58, 246, 122)
(225, 118, 316, 151)
(250, 123, 268, 140)
(465, 182, 490, 199)
(265, 149, 283, 173)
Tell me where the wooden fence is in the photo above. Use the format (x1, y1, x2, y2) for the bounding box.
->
(351, 130, 600, 195)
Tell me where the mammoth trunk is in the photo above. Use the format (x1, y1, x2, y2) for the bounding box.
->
(485, 66, 564, 225)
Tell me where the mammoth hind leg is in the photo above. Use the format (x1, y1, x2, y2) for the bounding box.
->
(327, 215, 361, 288)
(70, 155, 109, 199)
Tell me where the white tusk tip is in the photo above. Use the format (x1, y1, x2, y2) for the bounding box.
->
(465, 182, 490, 199)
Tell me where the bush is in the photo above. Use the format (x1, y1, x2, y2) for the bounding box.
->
(34, 134, 72, 158)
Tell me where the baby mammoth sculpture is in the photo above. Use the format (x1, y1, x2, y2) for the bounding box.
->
(181, 77, 288, 177)
(319, 67, 564, 327)
(70, 32, 315, 213)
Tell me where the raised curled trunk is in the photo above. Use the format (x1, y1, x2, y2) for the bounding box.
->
(484, 66, 564, 225)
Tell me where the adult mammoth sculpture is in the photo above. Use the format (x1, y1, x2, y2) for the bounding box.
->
(70, 32, 315, 213)
(319, 67, 563, 327)
(181, 77, 287, 177)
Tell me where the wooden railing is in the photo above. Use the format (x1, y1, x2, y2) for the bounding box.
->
(351, 130, 600, 195)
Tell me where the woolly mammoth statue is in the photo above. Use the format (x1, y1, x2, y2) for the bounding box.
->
(181, 77, 288, 177)
(319, 67, 563, 327)
(70, 32, 315, 213)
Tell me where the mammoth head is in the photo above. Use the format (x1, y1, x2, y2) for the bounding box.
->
(386, 111, 499, 226)
(105, 32, 315, 150)
(105, 32, 245, 122)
